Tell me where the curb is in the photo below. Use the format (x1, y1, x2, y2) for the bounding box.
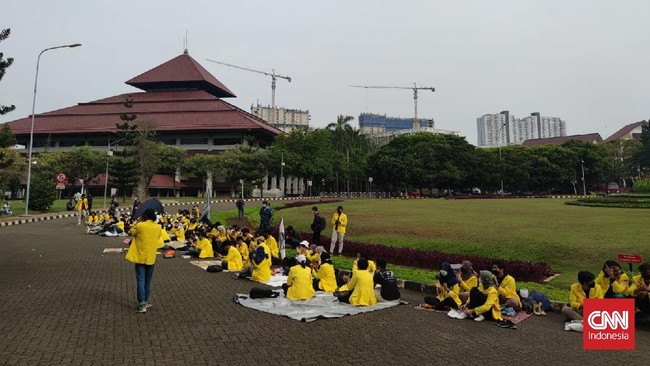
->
(0, 196, 320, 228)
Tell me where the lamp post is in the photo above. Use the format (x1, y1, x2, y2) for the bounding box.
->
(368, 177, 373, 197)
(496, 116, 507, 196)
(280, 153, 285, 197)
(580, 158, 586, 196)
(25, 43, 82, 215)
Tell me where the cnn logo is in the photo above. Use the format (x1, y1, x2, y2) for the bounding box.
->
(583, 299, 635, 350)
(587, 310, 628, 330)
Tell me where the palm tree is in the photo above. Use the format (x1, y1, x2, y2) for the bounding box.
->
(327, 115, 356, 194)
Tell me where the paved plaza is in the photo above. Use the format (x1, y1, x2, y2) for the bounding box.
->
(1, 204, 648, 365)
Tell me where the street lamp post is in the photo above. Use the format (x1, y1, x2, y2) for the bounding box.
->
(25, 43, 81, 215)
(280, 153, 285, 197)
(368, 177, 373, 197)
(580, 159, 586, 196)
(497, 119, 507, 196)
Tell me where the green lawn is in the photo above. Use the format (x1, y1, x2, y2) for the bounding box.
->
(272, 198, 647, 298)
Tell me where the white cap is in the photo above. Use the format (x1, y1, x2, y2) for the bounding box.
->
(296, 254, 307, 263)
(298, 240, 310, 248)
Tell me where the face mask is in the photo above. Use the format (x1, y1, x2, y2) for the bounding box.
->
(439, 270, 448, 277)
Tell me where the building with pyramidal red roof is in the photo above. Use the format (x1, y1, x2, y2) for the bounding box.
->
(5, 52, 284, 196)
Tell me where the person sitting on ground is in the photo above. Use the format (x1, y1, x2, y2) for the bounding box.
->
(87, 211, 99, 225)
(338, 258, 377, 306)
(561, 270, 604, 321)
(218, 240, 243, 272)
(249, 237, 272, 283)
(425, 262, 461, 311)
(235, 236, 251, 268)
(185, 218, 198, 238)
(296, 240, 311, 257)
(374, 259, 400, 301)
(311, 252, 337, 293)
(282, 255, 315, 300)
(264, 231, 280, 264)
(492, 261, 522, 309)
(596, 260, 629, 298)
(307, 245, 324, 264)
(285, 226, 302, 248)
(458, 270, 504, 323)
(626, 262, 650, 315)
(169, 222, 185, 243)
(458, 260, 478, 304)
(353, 252, 376, 274)
(188, 233, 214, 258)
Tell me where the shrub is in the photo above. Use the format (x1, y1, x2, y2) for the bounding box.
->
(274, 199, 343, 211)
(29, 176, 57, 212)
(633, 179, 650, 193)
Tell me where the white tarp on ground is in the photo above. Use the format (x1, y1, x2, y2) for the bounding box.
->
(262, 274, 288, 288)
(234, 291, 407, 322)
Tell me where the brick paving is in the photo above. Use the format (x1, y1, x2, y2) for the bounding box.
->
(1, 203, 649, 365)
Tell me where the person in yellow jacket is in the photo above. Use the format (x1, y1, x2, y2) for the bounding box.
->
(87, 212, 99, 225)
(283, 255, 316, 300)
(311, 252, 337, 292)
(457, 271, 505, 324)
(341, 258, 377, 306)
(561, 271, 604, 321)
(626, 263, 650, 314)
(251, 239, 271, 283)
(125, 209, 162, 313)
(169, 222, 185, 242)
(219, 241, 243, 271)
(264, 232, 279, 262)
(596, 260, 629, 298)
(425, 262, 462, 312)
(75, 194, 89, 225)
(458, 260, 478, 304)
(352, 252, 376, 274)
(491, 261, 522, 308)
(236, 236, 251, 268)
(329, 206, 348, 255)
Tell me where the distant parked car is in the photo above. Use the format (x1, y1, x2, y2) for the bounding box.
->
(471, 187, 481, 195)
(607, 182, 620, 194)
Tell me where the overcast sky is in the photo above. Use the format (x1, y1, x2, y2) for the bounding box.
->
(2, 0, 650, 145)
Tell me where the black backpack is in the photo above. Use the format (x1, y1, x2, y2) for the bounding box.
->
(318, 216, 327, 231)
(249, 287, 279, 299)
(206, 264, 223, 273)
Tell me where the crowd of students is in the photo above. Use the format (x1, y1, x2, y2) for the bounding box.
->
(85, 202, 650, 327)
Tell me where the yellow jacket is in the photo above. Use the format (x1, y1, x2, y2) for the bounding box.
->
(459, 275, 478, 293)
(126, 221, 162, 265)
(170, 227, 185, 242)
(331, 212, 348, 234)
(353, 259, 376, 274)
(306, 250, 320, 264)
(87, 215, 98, 224)
(197, 238, 213, 258)
(569, 283, 604, 309)
(286, 265, 315, 300)
(436, 283, 462, 307)
(223, 246, 243, 271)
(596, 271, 629, 295)
(498, 275, 522, 307)
(473, 286, 502, 320)
(312, 263, 337, 292)
(266, 236, 279, 259)
(160, 228, 170, 243)
(75, 198, 88, 211)
(252, 243, 271, 283)
(347, 269, 377, 306)
(625, 275, 647, 296)
(237, 242, 250, 268)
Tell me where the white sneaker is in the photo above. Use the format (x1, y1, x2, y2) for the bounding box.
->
(447, 309, 459, 318)
(455, 311, 468, 320)
(474, 315, 485, 322)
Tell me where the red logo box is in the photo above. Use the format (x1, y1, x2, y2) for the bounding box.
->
(583, 298, 635, 350)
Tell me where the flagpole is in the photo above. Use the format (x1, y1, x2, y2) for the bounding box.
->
(279, 217, 286, 259)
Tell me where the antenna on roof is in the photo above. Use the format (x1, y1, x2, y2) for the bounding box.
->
(183, 31, 189, 55)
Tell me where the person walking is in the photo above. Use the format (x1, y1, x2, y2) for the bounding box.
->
(310, 206, 326, 246)
(329, 205, 347, 255)
(236, 198, 245, 219)
(125, 209, 162, 313)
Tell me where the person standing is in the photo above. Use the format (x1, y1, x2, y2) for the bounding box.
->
(259, 200, 273, 232)
(125, 209, 163, 313)
(329, 205, 347, 255)
(132, 196, 141, 217)
(236, 198, 245, 219)
(310, 206, 326, 246)
(75, 194, 89, 225)
(87, 193, 93, 211)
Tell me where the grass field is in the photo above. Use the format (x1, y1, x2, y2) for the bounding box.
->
(271, 198, 648, 296)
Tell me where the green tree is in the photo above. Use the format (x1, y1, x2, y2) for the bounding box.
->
(563, 140, 611, 193)
(186, 153, 223, 196)
(0, 124, 17, 148)
(29, 176, 57, 211)
(0, 28, 15, 116)
(112, 96, 139, 201)
(0, 147, 23, 195)
(62, 147, 105, 193)
(221, 146, 269, 196)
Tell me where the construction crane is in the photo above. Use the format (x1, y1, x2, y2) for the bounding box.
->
(206, 59, 291, 125)
(350, 83, 435, 129)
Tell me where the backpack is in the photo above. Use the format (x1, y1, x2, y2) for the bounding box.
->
(318, 216, 327, 231)
(249, 287, 279, 299)
(206, 264, 223, 273)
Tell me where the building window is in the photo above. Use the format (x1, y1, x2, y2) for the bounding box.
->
(213, 137, 241, 146)
(88, 139, 108, 146)
(58, 140, 86, 147)
(180, 137, 208, 145)
(159, 138, 177, 145)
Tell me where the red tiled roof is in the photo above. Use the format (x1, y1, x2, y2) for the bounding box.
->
(71, 173, 196, 189)
(126, 53, 236, 98)
(521, 133, 603, 147)
(4, 90, 283, 135)
(604, 121, 647, 142)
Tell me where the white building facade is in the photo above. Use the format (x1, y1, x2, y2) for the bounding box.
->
(477, 112, 566, 147)
(251, 104, 310, 132)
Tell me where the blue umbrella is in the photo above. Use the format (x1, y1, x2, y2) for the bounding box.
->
(132, 198, 164, 220)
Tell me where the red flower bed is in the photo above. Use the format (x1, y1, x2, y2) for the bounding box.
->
(274, 199, 343, 211)
(296, 231, 551, 282)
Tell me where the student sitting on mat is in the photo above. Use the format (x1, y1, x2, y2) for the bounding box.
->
(338, 258, 377, 306)
(492, 261, 522, 309)
(374, 259, 400, 301)
(562, 271, 604, 321)
(596, 260, 629, 298)
(219, 241, 243, 272)
(458, 260, 478, 304)
(312, 252, 337, 293)
(424, 262, 460, 311)
(282, 255, 315, 300)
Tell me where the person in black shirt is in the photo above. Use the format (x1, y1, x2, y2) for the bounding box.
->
(310, 206, 326, 245)
(373, 259, 400, 301)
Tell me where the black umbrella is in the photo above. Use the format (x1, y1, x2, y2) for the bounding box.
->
(132, 198, 164, 220)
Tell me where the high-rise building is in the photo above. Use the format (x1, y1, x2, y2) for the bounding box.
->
(359, 113, 434, 135)
(251, 104, 310, 132)
(477, 112, 566, 147)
